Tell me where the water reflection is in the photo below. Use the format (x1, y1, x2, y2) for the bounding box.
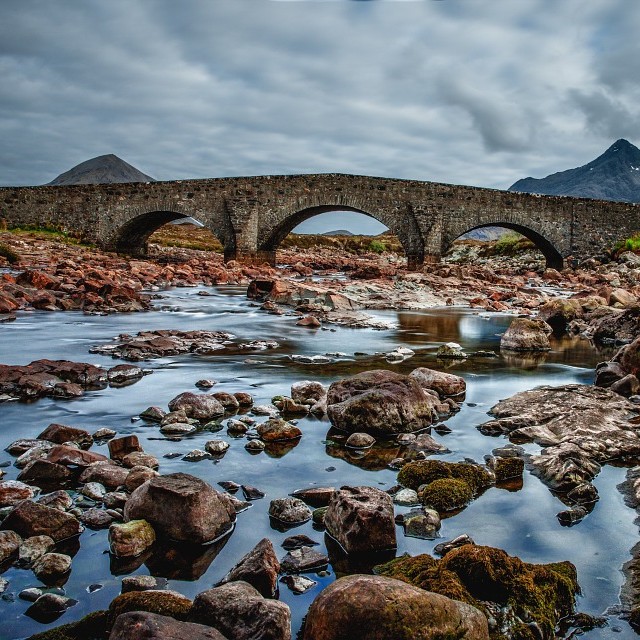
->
(0, 289, 636, 640)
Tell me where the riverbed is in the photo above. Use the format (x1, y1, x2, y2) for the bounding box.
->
(0, 284, 637, 638)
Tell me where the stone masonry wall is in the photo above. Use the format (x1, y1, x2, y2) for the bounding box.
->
(1, 174, 639, 268)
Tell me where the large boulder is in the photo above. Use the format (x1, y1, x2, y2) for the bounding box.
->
(1, 499, 82, 542)
(324, 486, 396, 554)
(190, 581, 291, 640)
(124, 473, 235, 544)
(500, 317, 552, 351)
(303, 574, 488, 640)
(326, 370, 438, 436)
(408, 367, 466, 398)
(168, 392, 225, 421)
(110, 611, 228, 640)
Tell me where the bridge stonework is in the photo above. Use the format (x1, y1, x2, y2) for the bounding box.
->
(1, 173, 639, 269)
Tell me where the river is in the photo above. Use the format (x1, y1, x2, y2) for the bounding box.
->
(0, 284, 637, 638)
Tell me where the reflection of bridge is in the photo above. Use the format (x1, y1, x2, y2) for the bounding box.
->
(2, 173, 638, 269)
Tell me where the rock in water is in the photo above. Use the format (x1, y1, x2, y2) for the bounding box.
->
(190, 581, 291, 640)
(302, 574, 488, 640)
(109, 520, 156, 558)
(1, 500, 82, 542)
(483, 384, 640, 495)
(324, 485, 396, 554)
(326, 370, 438, 436)
(110, 611, 228, 640)
(500, 317, 552, 351)
(124, 473, 235, 544)
(218, 538, 280, 597)
(408, 367, 466, 397)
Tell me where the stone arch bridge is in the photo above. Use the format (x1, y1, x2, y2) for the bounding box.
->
(2, 173, 639, 270)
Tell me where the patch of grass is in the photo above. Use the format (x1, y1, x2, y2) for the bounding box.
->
(280, 232, 402, 255)
(7, 224, 86, 245)
(368, 239, 387, 253)
(613, 232, 640, 256)
(149, 224, 224, 252)
(484, 232, 536, 257)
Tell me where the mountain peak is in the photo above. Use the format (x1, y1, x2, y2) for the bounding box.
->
(508, 139, 640, 203)
(47, 154, 155, 186)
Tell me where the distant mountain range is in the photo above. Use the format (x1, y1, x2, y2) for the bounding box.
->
(47, 154, 154, 185)
(509, 138, 640, 202)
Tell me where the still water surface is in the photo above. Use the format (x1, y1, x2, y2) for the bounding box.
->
(0, 285, 637, 638)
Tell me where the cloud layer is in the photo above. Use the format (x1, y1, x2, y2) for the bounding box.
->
(1, 0, 639, 190)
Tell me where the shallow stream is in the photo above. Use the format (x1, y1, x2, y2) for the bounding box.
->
(0, 285, 638, 638)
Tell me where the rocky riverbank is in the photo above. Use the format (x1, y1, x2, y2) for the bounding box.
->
(4, 229, 640, 637)
(3, 230, 640, 335)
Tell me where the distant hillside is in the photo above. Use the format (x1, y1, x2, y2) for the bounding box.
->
(321, 229, 354, 236)
(47, 154, 155, 185)
(460, 227, 505, 242)
(509, 139, 640, 202)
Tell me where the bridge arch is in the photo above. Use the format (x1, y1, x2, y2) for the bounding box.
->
(444, 222, 564, 270)
(256, 204, 425, 269)
(108, 210, 227, 256)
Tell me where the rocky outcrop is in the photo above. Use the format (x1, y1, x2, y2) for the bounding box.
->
(303, 574, 488, 640)
(480, 385, 640, 509)
(0, 359, 144, 403)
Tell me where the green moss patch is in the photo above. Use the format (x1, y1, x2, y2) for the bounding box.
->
(27, 610, 108, 640)
(376, 546, 579, 640)
(420, 478, 473, 512)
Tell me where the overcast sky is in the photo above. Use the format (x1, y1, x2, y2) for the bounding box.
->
(1, 0, 639, 232)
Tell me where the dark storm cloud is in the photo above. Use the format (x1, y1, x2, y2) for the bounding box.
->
(0, 0, 637, 189)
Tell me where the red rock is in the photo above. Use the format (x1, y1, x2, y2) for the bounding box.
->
(1, 499, 82, 541)
(46, 444, 108, 467)
(324, 486, 396, 554)
(37, 423, 93, 448)
(109, 435, 143, 462)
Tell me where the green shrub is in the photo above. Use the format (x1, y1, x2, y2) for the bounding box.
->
(368, 239, 387, 253)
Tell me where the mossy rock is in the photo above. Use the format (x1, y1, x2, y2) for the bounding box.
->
(398, 460, 493, 493)
(375, 554, 473, 606)
(107, 590, 192, 628)
(376, 545, 579, 640)
(420, 478, 473, 512)
(442, 546, 578, 637)
(492, 457, 525, 483)
(26, 610, 108, 640)
(397, 460, 453, 490)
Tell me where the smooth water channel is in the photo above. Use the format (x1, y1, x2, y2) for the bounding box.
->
(0, 284, 638, 638)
